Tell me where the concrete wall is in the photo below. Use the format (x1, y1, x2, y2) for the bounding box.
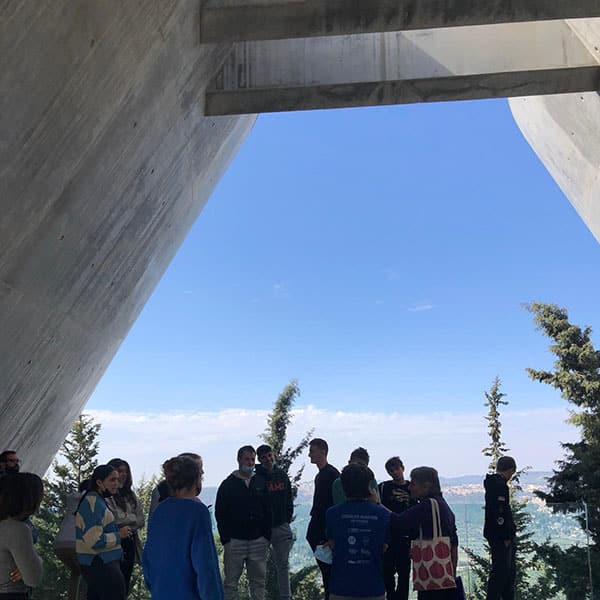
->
(510, 19, 600, 243)
(0, 1, 255, 474)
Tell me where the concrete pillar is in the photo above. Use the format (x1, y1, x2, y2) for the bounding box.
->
(510, 20, 600, 243)
(0, 1, 255, 474)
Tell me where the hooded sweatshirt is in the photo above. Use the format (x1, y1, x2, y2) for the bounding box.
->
(484, 473, 516, 542)
(255, 464, 293, 527)
(215, 471, 272, 545)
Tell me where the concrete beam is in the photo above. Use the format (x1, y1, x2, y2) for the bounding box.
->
(201, 0, 600, 43)
(206, 21, 600, 115)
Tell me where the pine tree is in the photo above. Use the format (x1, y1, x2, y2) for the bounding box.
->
(526, 302, 600, 598)
(260, 380, 318, 600)
(32, 413, 101, 599)
(261, 379, 313, 500)
(482, 376, 509, 471)
(128, 475, 159, 600)
(463, 378, 554, 599)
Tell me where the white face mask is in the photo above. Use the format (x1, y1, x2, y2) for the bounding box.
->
(240, 465, 254, 475)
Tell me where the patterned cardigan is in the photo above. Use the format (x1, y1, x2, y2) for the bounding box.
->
(75, 491, 123, 566)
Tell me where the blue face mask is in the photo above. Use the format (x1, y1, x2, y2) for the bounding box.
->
(240, 465, 254, 475)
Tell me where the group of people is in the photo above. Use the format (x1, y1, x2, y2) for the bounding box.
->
(0, 444, 518, 600)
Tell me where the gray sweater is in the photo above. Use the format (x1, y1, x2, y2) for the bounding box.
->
(0, 518, 43, 594)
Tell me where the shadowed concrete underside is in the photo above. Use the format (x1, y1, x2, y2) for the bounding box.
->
(0, 0, 255, 474)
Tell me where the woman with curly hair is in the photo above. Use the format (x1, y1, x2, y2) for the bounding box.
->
(106, 458, 145, 595)
(143, 455, 223, 600)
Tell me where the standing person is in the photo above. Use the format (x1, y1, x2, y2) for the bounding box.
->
(331, 447, 380, 505)
(149, 451, 202, 515)
(255, 444, 294, 600)
(0, 473, 44, 598)
(0, 451, 20, 475)
(306, 438, 339, 600)
(106, 458, 145, 595)
(76, 464, 128, 600)
(143, 455, 223, 600)
(392, 467, 458, 600)
(484, 456, 517, 600)
(326, 464, 390, 600)
(215, 446, 271, 600)
(379, 457, 412, 600)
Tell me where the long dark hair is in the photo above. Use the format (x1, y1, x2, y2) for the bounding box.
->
(107, 458, 137, 510)
(0, 473, 43, 520)
(76, 464, 117, 512)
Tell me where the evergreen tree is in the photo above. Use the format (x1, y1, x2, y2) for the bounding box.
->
(482, 376, 509, 471)
(32, 413, 101, 599)
(526, 302, 600, 598)
(128, 475, 158, 600)
(261, 379, 313, 500)
(260, 380, 318, 600)
(463, 378, 554, 599)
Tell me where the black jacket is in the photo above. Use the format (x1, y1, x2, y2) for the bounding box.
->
(484, 473, 516, 542)
(255, 464, 293, 527)
(215, 472, 272, 545)
(306, 463, 339, 549)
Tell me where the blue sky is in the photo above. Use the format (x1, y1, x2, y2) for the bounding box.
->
(88, 99, 600, 479)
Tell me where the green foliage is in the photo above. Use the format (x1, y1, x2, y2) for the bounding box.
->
(290, 565, 321, 600)
(464, 378, 554, 599)
(129, 475, 158, 600)
(526, 302, 600, 597)
(261, 380, 317, 600)
(261, 379, 314, 500)
(32, 413, 101, 599)
(482, 376, 509, 472)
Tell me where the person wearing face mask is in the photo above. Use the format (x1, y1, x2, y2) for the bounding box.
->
(0, 473, 44, 599)
(215, 445, 272, 600)
(75, 464, 128, 600)
(143, 455, 222, 600)
(106, 458, 145, 596)
(255, 445, 294, 600)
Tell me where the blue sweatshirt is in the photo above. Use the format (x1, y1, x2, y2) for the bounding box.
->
(143, 497, 224, 600)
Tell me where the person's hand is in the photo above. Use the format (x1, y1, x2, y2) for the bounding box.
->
(119, 526, 131, 538)
(9, 568, 22, 583)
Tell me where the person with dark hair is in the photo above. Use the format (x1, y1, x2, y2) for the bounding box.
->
(215, 445, 271, 600)
(76, 464, 128, 600)
(332, 447, 380, 505)
(255, 444, 294, 600)
(391, 467, 458, 599)
(148, 452, 202, 515)
(306, 438, 339, 600)
(0, 451, 20, 475)
(0, 473, 44, 597)
(379, 457, 412, 600)
(484, 456, 517, 600)
(143, 455, 222, 600)
(106, 458, 144, 595)
(326, 464, 390, 600)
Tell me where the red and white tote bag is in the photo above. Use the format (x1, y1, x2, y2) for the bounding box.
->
(410, 498, 456, 592)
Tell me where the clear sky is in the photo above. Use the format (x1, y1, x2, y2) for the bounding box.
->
(87, 98, 600, 484)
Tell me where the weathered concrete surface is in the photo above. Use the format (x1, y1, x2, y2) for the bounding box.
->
(201, 0, 600, 43)
(0, 1, 255, 475)
(510, 19, 600, 243)
(206, 21, 600, 114)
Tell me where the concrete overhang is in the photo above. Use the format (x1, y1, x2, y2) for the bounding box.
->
(206, 20, 600, 115)
(200, 0, 600, 43)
